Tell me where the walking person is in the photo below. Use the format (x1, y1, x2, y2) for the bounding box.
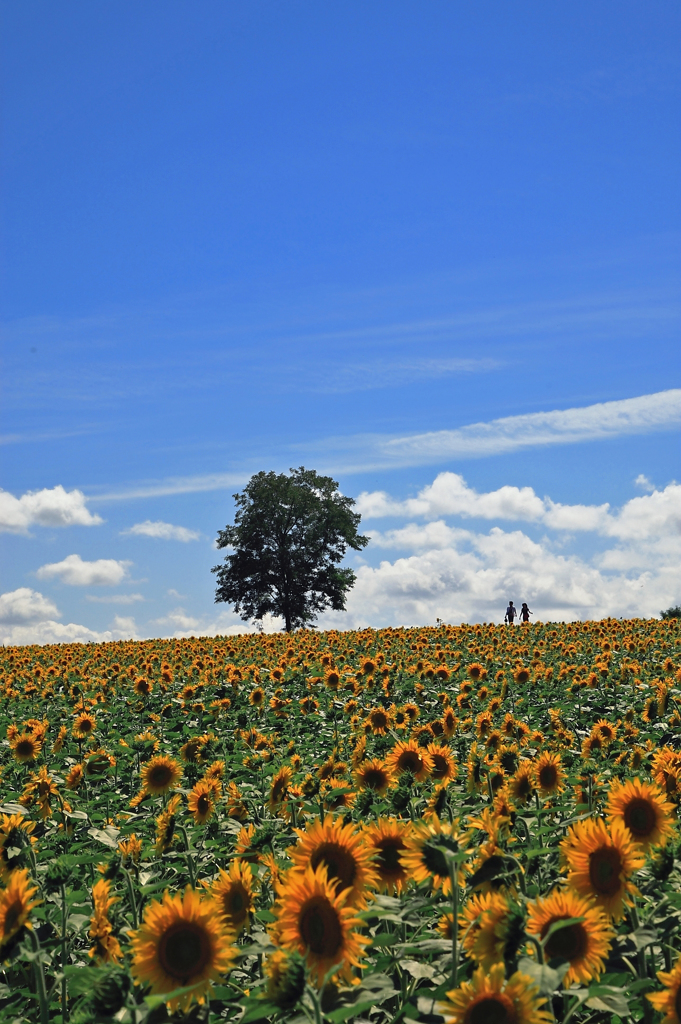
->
(504, 601, 517, 624)
(520, 602, 532, 624)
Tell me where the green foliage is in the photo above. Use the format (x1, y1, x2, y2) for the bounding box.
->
(212, 467, 368, 631)
(661, 605, 681, 619)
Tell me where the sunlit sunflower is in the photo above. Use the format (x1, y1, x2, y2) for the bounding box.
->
(155, 795, 181, 856)
(141, 755, 183, 795)
(593, 719, 617, 745)
(509, 763, 535, 806)
(354, 758, 394, 796)
(442, 707, 458, 737)
(73, 713, 97, 739)
(403, 816, 468, 895)
(365, 707, 393, 736)
(607, 778, 675, 852)
(426, 744, 457, 783)
(65, 764, 84, 790)
(0, 868, 40, 949)
(273, 864, 368, 987)
(560, 817, 645, 921)
(438, 963, 551, 1024)
(134, 676, 153, 697)
(288, 815, 378, 907)
(526, 888, 614, 986)
(460, 891, 512, 970)
(210, 859, 256, 935)
(534, 751, 565, 796)
(10, 733, 42, 764)
(89, 878, 122, 964)
(20, 766, 59, 819)
(648, 952, 681, 1024)
(364, 818, 412, 895)
(249, 687, 265, 707)
(386, 739, 432, 782)
(130, 887, 236, 1012)
(188, 780, 217, 825)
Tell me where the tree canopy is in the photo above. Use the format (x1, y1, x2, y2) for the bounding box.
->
(212, 467, 369, 631)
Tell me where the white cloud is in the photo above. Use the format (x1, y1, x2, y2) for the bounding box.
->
(0, 485, 103, 533)
(635, 474, 655, 492)
(123, 520, 201, 542)
(374, 389, 681, 467)
(36, 554, 131, 587)
(0, 588, 60, 625)
(0, 588, 141, 645)
(86, 593, 145, 604)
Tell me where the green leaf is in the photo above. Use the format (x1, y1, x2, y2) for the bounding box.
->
(517, 957, 569, 995)
(144, 980, 205, 1009)
(586, 985, 630, 1017)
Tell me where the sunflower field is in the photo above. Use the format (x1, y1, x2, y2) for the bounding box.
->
(1, 616, 681, 1024)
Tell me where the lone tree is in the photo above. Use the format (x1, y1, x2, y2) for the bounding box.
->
(212, 467, 369, 631)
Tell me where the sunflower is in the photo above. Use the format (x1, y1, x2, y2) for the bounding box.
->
(0, 814, 36, 881)
(269, 766, 293, 812)
(438, 963, 551, 1024)
(365, 707, 392, 736)
(130, 887, 236, 1012)
(426, 744, 457, 783)
(509, 763, 535, 806)
(460, 891, 512, 970)
(526, 888, 614, 986)
(607, 778, 676, 851)
(288, 815, 378, 907)
(249, 687, 265, 707)
(648, 952, 681, 1024)
(403, 816, 467, 895)
(264, 949, 307, 1009)
(188, 780, 217, 825)
(534, 751, 565, 796)
(354, 758, 394, 796)
(442, 707, 458, 737)
(593, 719, 617, 745)
(560, 817, 645, 920)
(141, 755, 183, 795)
(20, 766, 59, 819)
(11, 728, 43, 764)
(273, 864, 368, 987)
(386, 739, 432, 783)
(210, 859, 256, 934)
(89, 878, 121, 964)
(0, 869, 40, 949)
(65, 764, 85, 790)
(155, 795, 181, 856)
(134, 676, 153, 697)
(364, 818, 412, 894)
(73, 713, 97, 739)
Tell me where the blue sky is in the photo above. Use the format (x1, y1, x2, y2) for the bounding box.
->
(1, 2, 680, 642)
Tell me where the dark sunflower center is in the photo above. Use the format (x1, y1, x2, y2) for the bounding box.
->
(397, 751, 422, 774)
(15, 741, 34, 757)
(589, 846, 622, 896)
(364, 769, 387, 790)
(465, 994, 516, 1024)
(197, 795, 211, 814)
(624, 798, 656, 837)
(376, 838, 404, 874)
(79, 720, 93, 733)
(431, 721, 444, 736)
(675, 984, 681, 1022)
(431, 755, 449, 779)
(299, 896, 343, 957)
(226, 884, 247, 922)
(372, 713, 388, 729)
(422, 836, 458, 878)
(310, 842, 357, 894)
(539, 765, 558, 788)
(158, 921, 211, 981)
(150, 766, 173, 787)
(3, 899, 23, 937)
(543, 920, 588, 962)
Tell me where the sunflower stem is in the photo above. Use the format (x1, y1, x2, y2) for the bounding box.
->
(122, 866, 139, 929)
(26, 928, 49, 1024)
(177, 825, 197, 887)
(61, 884, 69, 1022)
(449, 862, 459, 988)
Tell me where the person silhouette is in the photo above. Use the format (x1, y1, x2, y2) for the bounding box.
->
(520, 602, 532, 623)
(504, 601, 517, 624)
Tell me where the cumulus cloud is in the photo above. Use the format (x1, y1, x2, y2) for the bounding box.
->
(0, 485, 102, 533)
(635, 474, 655, 492)
(0, 587, 141, 645)
(0, 588, 60, 626)
(36, 554, 131, 587)
(123, 520, 201, 542)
